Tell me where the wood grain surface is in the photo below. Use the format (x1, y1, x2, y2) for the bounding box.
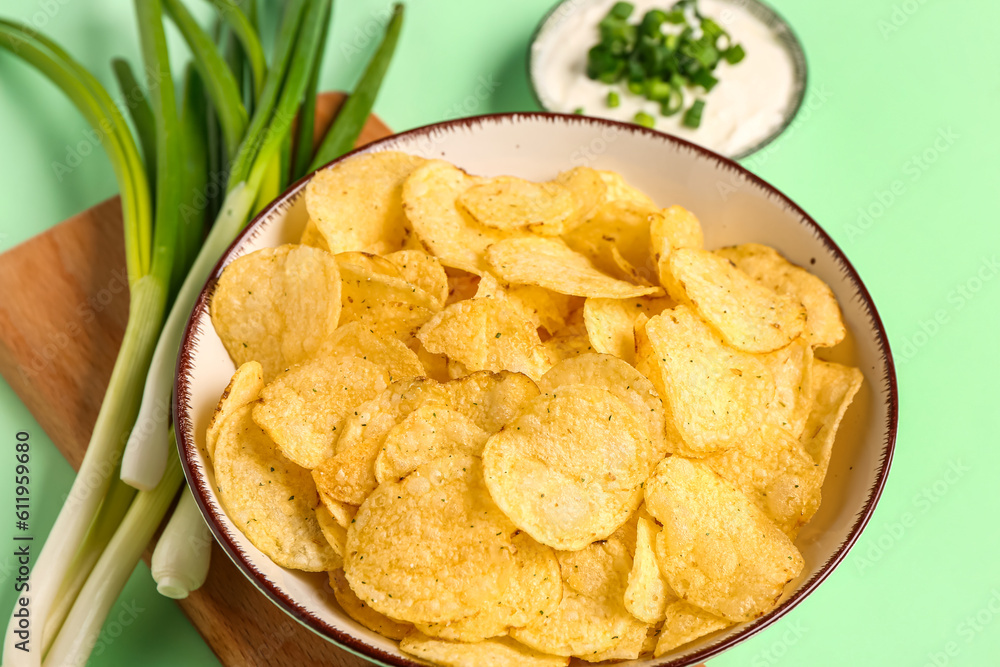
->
(0, 92, 388, 667)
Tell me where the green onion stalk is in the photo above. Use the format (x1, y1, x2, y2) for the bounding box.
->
(1, 1, 406, 664)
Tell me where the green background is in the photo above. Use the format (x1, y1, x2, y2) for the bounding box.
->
(1, 0, 998, 665)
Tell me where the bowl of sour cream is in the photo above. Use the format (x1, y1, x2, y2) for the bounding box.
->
(529, 0, 807, 159)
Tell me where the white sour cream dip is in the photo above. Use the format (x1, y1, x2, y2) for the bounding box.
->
(531, 0, 801, 157)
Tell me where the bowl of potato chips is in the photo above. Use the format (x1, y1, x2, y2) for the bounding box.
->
(175, 113, 896, 667)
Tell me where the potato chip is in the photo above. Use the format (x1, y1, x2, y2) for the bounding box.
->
(374, 406, 489, 483)
(211, 244, 342, 380)
(384, 249, 449, 308)
(703, 424, 822, 539)
(636, 306, 774, 456)
(445, 268, 481, 305)
(400, 633, 569, 667)
(416, 531, 562, 642)
(801, 360, 863, 480)
(305, 151, 427, 254)
(507, 285, 573, 336)
(214, 406, 338, 571)
(483, 385, 652, 550)
(625, 516, 676, 624)
(458, 175, 576, 234)
(442, 370, 541, 433)
(252, 355, 390, 469)
(486, 237, 660, 299)
(716, 243, 846, 348)
(416, 290, 550, 381)
(554, 166, 607, 233)
(661, 248, 806, 353)
(334, 251, 402, 278)
(538, 353, 667, 461)
(299, 218, 330, 252)
(563, 200, 659, 280)
(583, 296, 673, 364)
(321, 321, 425, 382)
(325, 498, 358, 529)
(760, 337, 814, 438)
(403, 160, 527, 273)
(543, 330, 595, 364)
(650, 205, 704, 257)
(653, 601, 730, 657)
(416, 344, 452, 381)
(345, 456, 517, 624)
(645, 457, 804, 622)
(315, 505, 346, 562)
(337, 254, 440, 321)
(597, 170, 656, 207)
(206, 361, 263, 461)
(328, 569, 411, 641)
(609, 244, 656, 286)
(511, 538, 648, 659)
(586, 619, 652, 662)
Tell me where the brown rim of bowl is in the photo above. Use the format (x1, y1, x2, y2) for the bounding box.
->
(526, 0, 809, 161)
(175, 112, 897, 667)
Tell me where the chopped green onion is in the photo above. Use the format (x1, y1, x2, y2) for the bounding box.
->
(573, 107, 585, 114)
(627, 80, 644, 95)
(607, 90, 620, 108)
(683, 99, 706, 128)
(634, 110, 656, 128)
(609, 1, 634, 20)
(723, 44, 746, 64)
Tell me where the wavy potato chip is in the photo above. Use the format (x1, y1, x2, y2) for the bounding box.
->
(400, 633, 569, 667)
(334, 251, 402, 278)
(486, 237, 660, 299)
(384, 249, 449, 308)
(511, 538, 648, 660)
(801, 360, 864, 479)
(597, 170, 656, 207)
(716, 243, 846, 348)
(653, 602, 731, 657)
(645, 457, 804, 622)
(345, 456, 518, 624)
(337, 254, 440, 333)
(315, 505, 347, 561)
(299, 218, 330, 251)
(554, 166, 607, 233)
(374, 406, 489, 483)
(483, 385, 652, 550)
(539, 353, 667, 461)
(650, 205, 704, 258)
(458, 175, 576, 234)
(586, 619, 654, 662)
(211, 244, 342, 380)
(661, 248, 806, 353)
(583, 296, 673, 364)
(416, 531, 562, 642)
(403, 160, 527, 273)
(305, 151, 427, 254)
(214, 406, 338, 571)
(329, 569, 412, 640)
(563, 200, 659, 281)
(321, 321, 425, 382)
(625, 516, 676, 624)
(507, 285, 574, 336)
(637, 306, 774, 456)
(760, 337, 814, 438)
(206, 361, 263, 461)
(252, 355, 390, 469)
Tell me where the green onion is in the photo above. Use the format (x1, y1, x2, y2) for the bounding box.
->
(573, 106, 585, 114)
(607, 90, 620, 108)
(111, 58, 158, 191)
(609, 1, 634, 20)
(291, 0, 334, 181)
(205, 0, 266, 98)
(683, 99, 706, 128)
(634, 110, 656, 128)
(310, 3, 404, 171)
(151, 476, 212, 599)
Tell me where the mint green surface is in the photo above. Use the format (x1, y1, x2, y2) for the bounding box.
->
(0, 1, 997, 665)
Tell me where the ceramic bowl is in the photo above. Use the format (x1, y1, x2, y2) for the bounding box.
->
(175, 113, 897, 667)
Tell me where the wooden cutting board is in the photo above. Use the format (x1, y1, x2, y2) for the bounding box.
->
(0, 92, 385, 667)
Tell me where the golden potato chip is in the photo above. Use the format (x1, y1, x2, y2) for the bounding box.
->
(661, 248, 806, 353)
(554, 166, 607, 232)
(403, 160, 527, 273)
(251, 355, 390, 469)
(801, 360, 863, 480)
(211, 244, 342, 380)
(400, 633, 569, 667)
(384, 249, 450, 308)
(716, 243, 846, 348)
(760, 337, 814, 438)
(214, 406, 338, 571)
(586, 619, 652, 662)
(538, 353, 667, 461)
(597, 170, 656, 207)
(645, 457, 804, 622)
(543, 330, 595, 364)
(305, 151, 427, 254)
(329, 569, 411, 641)
(325, 498, 358, 529)
(482, 385, 652, 550)
(338, 254, 440, 321)
(374, 406, 489, 483)
(703, 423, 822, 539)
(445, 268, 481, 305)
(299, 218, 330, 251)
(563, 200, 659, 280)
(625, 516, 676, 624)
(637, 306, 774, 456)
(650, 205, 704, 257)
(315, 505, 346, 562)
(416, 344, 452, 381)
(511, 538, 648, 659)
(507, 285, 573, 336)
(441, 370, 541, 432)
(322, 321, 425, 382)
(458, 175, 576, 234)
(582, 296, 673, 364)
(345, 456, 517, 624)
(416, 531, 562, 642)
(486, 237, 660, 299)
(334, 251, 402, 279)
(206, 361, 263, 461)
(416, 290, 550, 381)
(653, 601, 730, 657)
(609, 244, 656, 286)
